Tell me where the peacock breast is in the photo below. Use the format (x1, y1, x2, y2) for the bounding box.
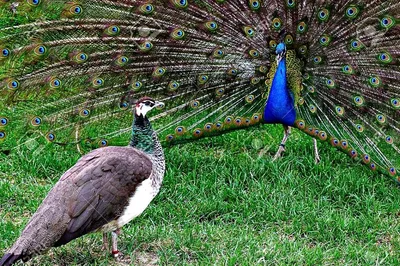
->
(263, 59, 296, 126)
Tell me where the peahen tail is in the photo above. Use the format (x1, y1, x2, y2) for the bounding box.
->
(0, 1, 399, 181)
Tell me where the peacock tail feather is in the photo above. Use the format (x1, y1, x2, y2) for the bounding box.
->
(0, 0, 399, 182)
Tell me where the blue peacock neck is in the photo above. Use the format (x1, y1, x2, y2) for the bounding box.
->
(129, 113, 155, 154)
(262, 47, 297, 126)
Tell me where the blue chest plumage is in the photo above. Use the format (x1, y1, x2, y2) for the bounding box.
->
(263, 59, 296, 126)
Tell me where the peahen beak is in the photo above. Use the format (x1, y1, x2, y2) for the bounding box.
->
(154, 101, 164, 109)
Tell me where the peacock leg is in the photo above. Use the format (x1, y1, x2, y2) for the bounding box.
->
(102, 232, 109, 251)
(313, 138, 321, 164)
(111, 229, 121, 258)
(272, 125, 291, 161)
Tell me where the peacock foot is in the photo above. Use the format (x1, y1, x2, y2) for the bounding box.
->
(315, 154, 321, 164)
(272, 145, 285, 161)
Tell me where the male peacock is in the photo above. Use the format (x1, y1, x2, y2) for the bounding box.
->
(0, 1, 399, 178)
(0, 97, 165, 265)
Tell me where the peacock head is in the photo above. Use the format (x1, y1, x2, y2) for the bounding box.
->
(276, 42, 286, 63)
(134, 97, 164, 117)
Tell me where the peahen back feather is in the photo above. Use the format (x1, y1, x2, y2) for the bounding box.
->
(0, 0, 399, 181)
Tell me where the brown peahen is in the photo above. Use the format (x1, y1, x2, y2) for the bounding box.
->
(0, 97, 165, 265)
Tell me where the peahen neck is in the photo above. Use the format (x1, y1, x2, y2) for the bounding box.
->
(263, 58, 297, 126)
(129, 113, 156, 154)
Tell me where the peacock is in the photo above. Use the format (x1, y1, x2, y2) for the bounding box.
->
(0, 1, 399, 178)
(0, 97, 165, 265)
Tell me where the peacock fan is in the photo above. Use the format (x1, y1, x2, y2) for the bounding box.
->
(1, 0, 399, 264)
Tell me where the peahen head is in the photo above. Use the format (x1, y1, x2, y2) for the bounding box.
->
(130, 97, 164, 152)
(134, 97, 164, 117)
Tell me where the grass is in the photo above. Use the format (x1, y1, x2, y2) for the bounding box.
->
(1, 124, 399, 265)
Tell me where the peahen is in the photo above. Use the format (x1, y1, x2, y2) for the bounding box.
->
(0, 1, 399, 178)
(0, 97, 165, 265)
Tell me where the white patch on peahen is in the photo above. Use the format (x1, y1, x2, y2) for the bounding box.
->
(0, 97, 165, 265)
(0, 2, 399, 178)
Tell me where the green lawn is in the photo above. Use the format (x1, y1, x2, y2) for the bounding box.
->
(1, 124, 399, 265)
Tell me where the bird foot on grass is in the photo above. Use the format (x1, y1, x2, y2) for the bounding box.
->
(272, 146, 285, 162)
(112, 251, 131, 264)
(315, 155, 321, 164)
